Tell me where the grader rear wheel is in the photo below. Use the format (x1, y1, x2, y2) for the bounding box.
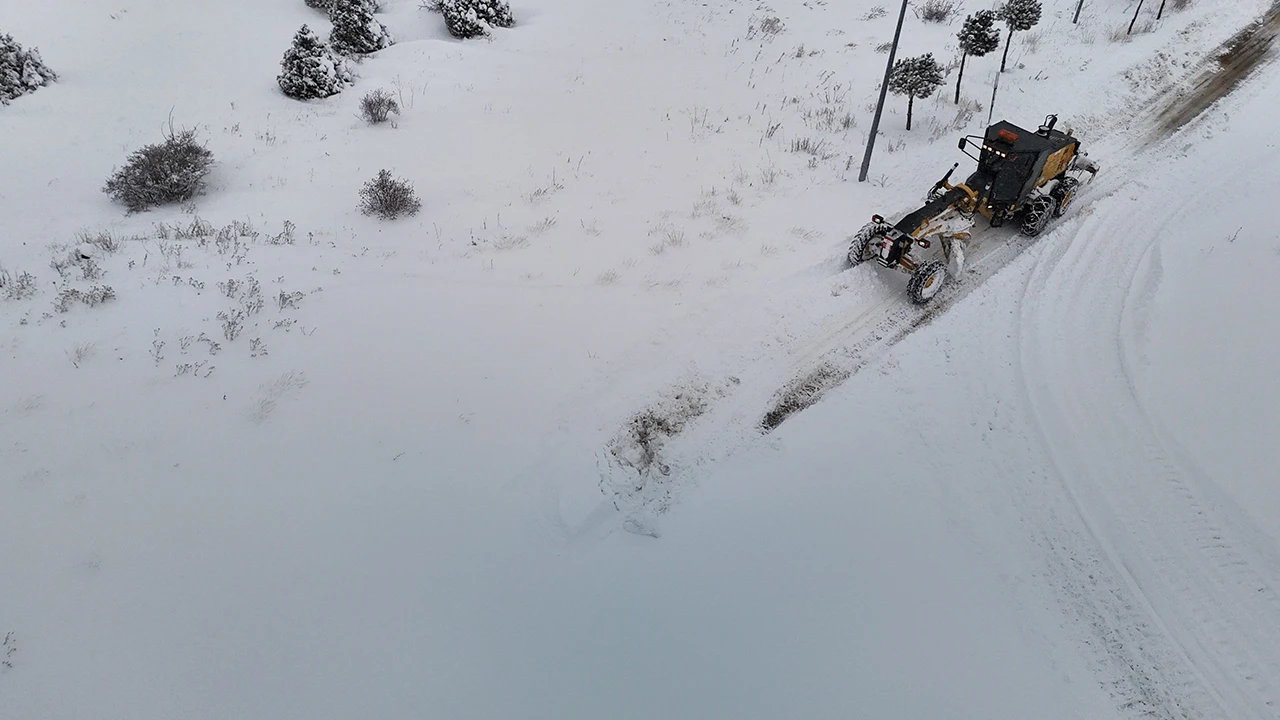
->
(1020, 196, 1057, 237)
(1052, 176, 1080, 217)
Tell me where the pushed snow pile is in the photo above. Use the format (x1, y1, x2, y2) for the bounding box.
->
(439, 0, 514, 39)
(102, 125, 214, 213)
(329, 0, 393, 55)
(277, 24, 353, 100)
(0, 32, 57, 105)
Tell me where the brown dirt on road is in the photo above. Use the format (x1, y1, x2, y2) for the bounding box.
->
(1153, 1, 1280, 137)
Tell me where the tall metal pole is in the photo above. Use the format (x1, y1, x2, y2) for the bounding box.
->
(987, 70, 1000, 126)
(1157, 0, 1168, 20)
(1073, 0, 1085, 24)
(858, 0, 910, 182)
(1128, 0, 1146, 34)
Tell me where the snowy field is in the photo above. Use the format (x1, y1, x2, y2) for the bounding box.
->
(3, 0, 1280, 718)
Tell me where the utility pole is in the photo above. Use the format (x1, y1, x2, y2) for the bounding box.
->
(1157, 0, 1168, 20)
(1073, 0, 1085, 24)
(987, 70, 1000, 126)
(859, 0, 910, 182)
(1128, 0, 1146, 34)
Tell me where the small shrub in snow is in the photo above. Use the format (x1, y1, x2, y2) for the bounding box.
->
(329, 0, 394, 55)
(888, 53, 945, 130)
(997, 0, 1042, 71)
(76, 229, 127, 254)
(359, 88, 400, 123)
(278, 24, 353, 100)
(916, 0, 960, 23)
(439, 0, 514, 39)
(103, 123, 214, 213)
(0, 32, 57, 105)
(359, 169, 421, 219)
(758, 16, 784, 36)
(1, 267, 38, 301)
(54, 285, 116, 313)
(3, 631, 17, 670)
(79, 258, 103, 280)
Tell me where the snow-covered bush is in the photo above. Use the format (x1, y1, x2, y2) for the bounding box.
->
(329, 0, 394, 55)
(998, 0, 1042, 71)
(1, 266, 38, 301)
(306, 0, 380, 13)
(887, 53, 944, 131)
(916, 0, 959, 23)
(954, 10, 1000, 103)
(439, 0, 514, 39)
(277, 24, 353, 100)
(54, 285, 116, 313)
(359, 88, 400, 123)
(103, 123, 214, 213)
(1, 32, 57, 105)
(359, 170, 421, 218)
(471, 0, 514, 28)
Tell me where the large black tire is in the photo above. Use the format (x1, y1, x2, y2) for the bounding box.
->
(1052, 176, 1080, 217)
(907, 260, 947, 304)
(1020, 196, 1056, 237)
(848, 220, 889, 266)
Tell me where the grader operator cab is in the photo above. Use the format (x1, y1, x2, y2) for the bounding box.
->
(849, 114, 1099, 304)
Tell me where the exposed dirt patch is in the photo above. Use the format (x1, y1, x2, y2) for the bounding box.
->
(760, 362, 851, 432)
(1153, 1, 1280, 137)
(608, 382, 714, 478)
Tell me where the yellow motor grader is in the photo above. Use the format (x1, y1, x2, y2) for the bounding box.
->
(849, 114, 1099, 304)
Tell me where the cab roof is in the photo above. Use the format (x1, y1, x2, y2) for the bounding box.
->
(984, 120, 1077, 156)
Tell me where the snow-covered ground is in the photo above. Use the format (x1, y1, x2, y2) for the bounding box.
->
(3, 0, 1279, 717)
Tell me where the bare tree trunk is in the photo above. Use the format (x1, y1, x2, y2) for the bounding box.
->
(954, 52, 968, 104)
(907, 95, 914, 130)
(1000, 27, 1014, 71)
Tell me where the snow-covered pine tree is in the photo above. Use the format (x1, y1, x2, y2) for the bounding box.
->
(277, 25, 353, 100)
(472, 0, 514, 29)
(304, 0, 333, 10)
(329, 0, 393, 55)
(887, 53, 945, 131)
(997, 0, 1042, 72)
(955, 11, 1000, 104)
(439, 0, 514, 39)
(0, 32, 57, 105)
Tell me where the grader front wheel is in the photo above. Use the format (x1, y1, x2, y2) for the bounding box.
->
(848, 220, 889, 266)
(907, 261, 948, 304)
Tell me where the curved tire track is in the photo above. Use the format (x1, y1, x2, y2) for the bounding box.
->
(1010, 97, 1280, 719)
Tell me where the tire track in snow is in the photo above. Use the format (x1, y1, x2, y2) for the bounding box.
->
(1010, 115, 1280, 719)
